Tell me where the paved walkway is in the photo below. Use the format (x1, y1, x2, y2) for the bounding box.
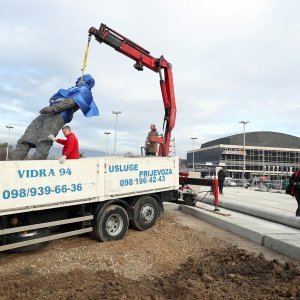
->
(218, 187, 296, 214)
(179, 187, 300, 261)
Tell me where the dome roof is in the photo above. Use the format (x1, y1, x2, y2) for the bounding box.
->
(201, 131, 300, 149)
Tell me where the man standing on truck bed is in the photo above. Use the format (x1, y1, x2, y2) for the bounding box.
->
(48, 126, 79, 164)
(10, 74, 99, 160)
(145, 124, 159, 156)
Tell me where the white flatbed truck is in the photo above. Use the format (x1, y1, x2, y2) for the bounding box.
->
(0, 23, 181, 252)
(0, 156, 179, 252)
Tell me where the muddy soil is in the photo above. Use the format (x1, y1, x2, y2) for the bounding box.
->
(0, 205, 300, 299)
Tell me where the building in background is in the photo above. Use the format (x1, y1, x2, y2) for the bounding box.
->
(187, 131, 300, 179)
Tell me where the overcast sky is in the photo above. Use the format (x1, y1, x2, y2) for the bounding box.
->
(0, 0, 299, 158)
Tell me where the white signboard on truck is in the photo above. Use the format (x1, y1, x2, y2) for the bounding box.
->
(104, 157, 178, 195)
(0, 156, 179, 215)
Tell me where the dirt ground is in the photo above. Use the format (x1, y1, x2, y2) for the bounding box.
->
(0, 203, 300, 300)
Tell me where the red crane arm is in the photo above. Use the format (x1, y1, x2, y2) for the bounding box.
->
(89, 24, 176, 156)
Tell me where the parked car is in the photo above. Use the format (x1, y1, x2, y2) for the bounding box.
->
(234, 179, 250, 188)
(262, 181, 275, 189)
(224, 177, 236, 187)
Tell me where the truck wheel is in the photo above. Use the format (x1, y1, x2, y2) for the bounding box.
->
(131, 196, 159, 231)
(4, 229, 50, 253)
(93, 205, 129, 242)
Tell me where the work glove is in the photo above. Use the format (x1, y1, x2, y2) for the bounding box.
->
(48, 134, 57, 142)
(59, 155, 67, 164)
(40, 106, 54, 114)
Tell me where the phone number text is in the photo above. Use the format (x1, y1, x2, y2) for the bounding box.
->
(2, 184, 83, 200)
(120, 176, 165, 187)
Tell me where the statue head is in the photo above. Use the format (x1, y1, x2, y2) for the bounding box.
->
(76, 74, 95, 89)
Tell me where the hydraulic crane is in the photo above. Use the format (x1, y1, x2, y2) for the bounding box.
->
(88, 23, 176, 157)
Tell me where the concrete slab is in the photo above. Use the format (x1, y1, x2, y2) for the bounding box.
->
(196, 188, 300, 229)
(222, 187, 295, 211)
(263, 233, 300, 261)
(180, 203, 300, 261)
(180, 205, 264, 244)
(201, 197, 300, 229)
(190, 185, 296, 212)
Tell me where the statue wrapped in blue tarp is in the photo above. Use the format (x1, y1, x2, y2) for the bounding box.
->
(11, 74, 99, 160)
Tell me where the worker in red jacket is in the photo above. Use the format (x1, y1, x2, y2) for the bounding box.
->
(48, 126, 79, 163)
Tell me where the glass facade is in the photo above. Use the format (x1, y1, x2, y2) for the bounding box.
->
(187, 145, 300, 179)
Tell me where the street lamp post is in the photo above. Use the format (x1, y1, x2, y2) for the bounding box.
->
(112, 111, 121, 156)
(261, 143, 267, 178)
(190, 137, 197, 172)
(5, 125, 14, 161)
(239, 121, 249, 180)
(104, 132, 111, 156)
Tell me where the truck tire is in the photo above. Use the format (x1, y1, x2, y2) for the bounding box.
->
(4, 229, 50, 253)
(131, 196, 159, 231)
(93, 205, 129, 242)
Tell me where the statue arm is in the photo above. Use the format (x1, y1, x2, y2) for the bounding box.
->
(40, 98, 78, 114)
(51, 99, 78, 112)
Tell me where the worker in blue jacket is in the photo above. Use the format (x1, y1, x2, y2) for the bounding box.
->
(11, 74, 99, 160)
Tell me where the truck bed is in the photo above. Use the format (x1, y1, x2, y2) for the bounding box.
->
(0, 156, 179, 216)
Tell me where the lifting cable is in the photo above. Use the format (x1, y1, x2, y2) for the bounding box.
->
(79, 34, 92, 84)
